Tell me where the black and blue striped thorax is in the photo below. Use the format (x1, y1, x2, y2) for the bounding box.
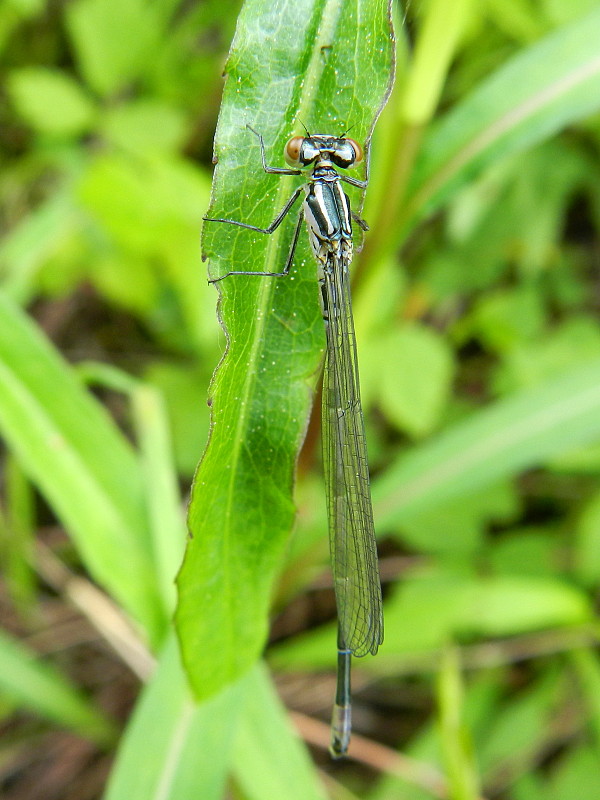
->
(303, 164, 353, 266)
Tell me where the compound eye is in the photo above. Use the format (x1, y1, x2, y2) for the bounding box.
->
(347, 138, 363, 164)
(284, 136, 304, 166)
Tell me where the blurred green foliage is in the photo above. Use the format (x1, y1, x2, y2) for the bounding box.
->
(1, 0, 600, 798)
(1, 0, 235, 477)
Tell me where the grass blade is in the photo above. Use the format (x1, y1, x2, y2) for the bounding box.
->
(0, 628, 115, 744)
(105, 635, 241, 800)
(232, 664, 327, 800)
(0, 292, 165, 640)
(373, 359, 600, 524)
(407, 5, 600, 223)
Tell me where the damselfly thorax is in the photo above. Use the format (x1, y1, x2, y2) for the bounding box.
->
(303, 163, 354, 267)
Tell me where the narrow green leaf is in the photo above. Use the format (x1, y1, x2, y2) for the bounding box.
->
(0, 188, 78, 304)
(105, 636, 241, 800)
(130, 385, 186, 613)
(176, 0, 394, 699)
(477, 669, 564, 776)
(408, 5, 600, 222)
(437, 646, 480, 800)
(78, 361, 187, 613)
(0, 292, 165, 639)
(400, 0, 474, 124)
(0, 628, 115, 744)
(144, 362, 212, 477)
(1, 456, 37, 613)
(574, 490, 600, 585)
(374, 360, 600, 525)
(232, 664, 327, 800)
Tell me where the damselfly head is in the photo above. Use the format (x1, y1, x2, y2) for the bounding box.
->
(284, 135, 363, 169)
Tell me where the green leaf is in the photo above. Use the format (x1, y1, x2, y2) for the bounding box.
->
(484, 0, 544, 42)
(489, 528, 559, 578)
(408, 5, 600, 223)
(100, 100, 188, 155)
(574, 490, 600, 586)
(66, 0, 165, 95)
(232, 664, 327, 800)
(544, 0, 599, 26)
(1, 457, 37, 614)
(7, 67, 96, 135)
(0, 292, 165, 640)
(373, 359, 600, 525)
(77, 362, 187, 612)
(454, 576, 591, 636)
(0, 628, 115, 744)
(78, 155, 209, 254)
(176, 0, 395, 700)
(130, 384, 187, 612)
(495, 316, 600, 393)
(546, 746, 600, 800)
(377, 322, 455, 437)
(143, 362, 212, 478)
(3, 0, 44, 15)
(0, 188, 79, 304)
(77, 153, 213, 348)
(105, 635, 241, 800)
(398, 482, 518, 556)
(459, 285, 546, 355)
(477, 669, 564, 775)
(512, 773, 547, 800)
(443, 140, 587, 283)
(383, 573, 591, 656)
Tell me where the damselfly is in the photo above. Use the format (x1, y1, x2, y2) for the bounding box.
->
(204, 125, 383, 758)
